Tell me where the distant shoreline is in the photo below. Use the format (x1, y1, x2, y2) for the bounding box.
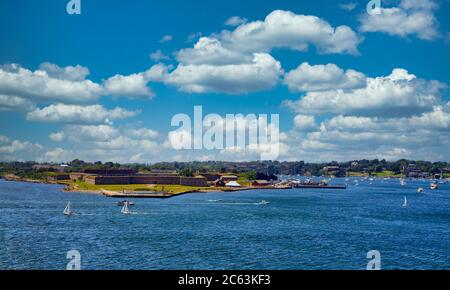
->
(3, 173, 443, 199)
(2, 174, 60, 185)
(1, 174, 104, 195)
(1, 174, 290, 197)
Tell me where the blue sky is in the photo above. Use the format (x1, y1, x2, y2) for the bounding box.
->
(0, 0, 449, 163)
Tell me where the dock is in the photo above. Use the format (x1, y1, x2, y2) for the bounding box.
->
(291, 183, 347, 189)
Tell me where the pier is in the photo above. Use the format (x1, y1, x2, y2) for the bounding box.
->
(291, 183, 347, 190)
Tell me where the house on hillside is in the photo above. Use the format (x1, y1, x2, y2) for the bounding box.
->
(252, 180, 271, 187)
(220, 175, 238, 182)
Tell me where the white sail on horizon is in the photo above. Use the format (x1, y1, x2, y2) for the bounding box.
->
(63, 202, 72, 216)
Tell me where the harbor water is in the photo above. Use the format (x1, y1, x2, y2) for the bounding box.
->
(0, 178, 448, 269)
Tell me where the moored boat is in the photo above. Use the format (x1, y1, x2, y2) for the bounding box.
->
(118, 200, 135, 206)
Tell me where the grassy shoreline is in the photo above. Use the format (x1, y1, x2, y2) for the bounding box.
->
(2, 175, 285, 196)
(62, 180, 230, 195)
(61, 180, 288, 195)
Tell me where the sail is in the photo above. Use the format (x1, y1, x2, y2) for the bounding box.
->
(64, 202, 72, 215)
(121, 203, 129, 214)
(402, 196, 408, 208)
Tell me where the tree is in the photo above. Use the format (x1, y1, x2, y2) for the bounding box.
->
(245, 171, 257, 181)
(179, 168, 194, 177)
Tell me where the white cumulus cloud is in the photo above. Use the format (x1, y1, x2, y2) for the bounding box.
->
(359, 0, 440, 40)
(150, 50, 170, 62)
(284, 62, 366, 92)
(293, 115, 318, 131)
(284, 68, 446, 117)
(0, 94, 35, 112)
(0, 63, 104, 105)
(42, 125, 162, 163)
(38, 62, 90, 82)
(176, 37, 251, 65)
(156, 53, 283, 94)
(104, 72, 154, 99)
(221, 10, 362, 55)
(49, 132, 65, 142)
(224, 16, 248, 26)
(26, 103, 139, 124)
(0, 135, 43, 161)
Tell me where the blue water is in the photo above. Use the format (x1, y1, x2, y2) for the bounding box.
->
(0, 178, 449, 270)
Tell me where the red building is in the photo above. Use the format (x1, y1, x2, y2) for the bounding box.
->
(252, 180, 271, 187)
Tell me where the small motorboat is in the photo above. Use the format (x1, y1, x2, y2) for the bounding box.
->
(258, 200, 270, 205)
(417, 187, 424, 193)
(430, 183, 438, 190)
(117, 200, 135, 206)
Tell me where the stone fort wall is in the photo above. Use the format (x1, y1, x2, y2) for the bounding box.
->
(83, 175, 208, 187)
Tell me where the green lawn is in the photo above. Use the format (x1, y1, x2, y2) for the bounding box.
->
(237, 177, 252, 187)
(347, 171, 368, 177)
(372, 170, 402, 177)
(347, 170, 402, 177)
(62, 180, 220, 194)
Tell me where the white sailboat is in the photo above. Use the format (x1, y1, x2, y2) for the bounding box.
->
(121, 202, 130, 215)
(63, 202, 73, 216)
(402, 196, 408, 208)
(400, 179, 406, 186)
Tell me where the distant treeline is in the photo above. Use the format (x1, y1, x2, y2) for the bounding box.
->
(144, 159, 449, 176)
(1, 159, 449, 178)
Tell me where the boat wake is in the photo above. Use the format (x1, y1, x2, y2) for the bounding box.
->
(206, 200, 270, 206)
(120, 211, 156, 216)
